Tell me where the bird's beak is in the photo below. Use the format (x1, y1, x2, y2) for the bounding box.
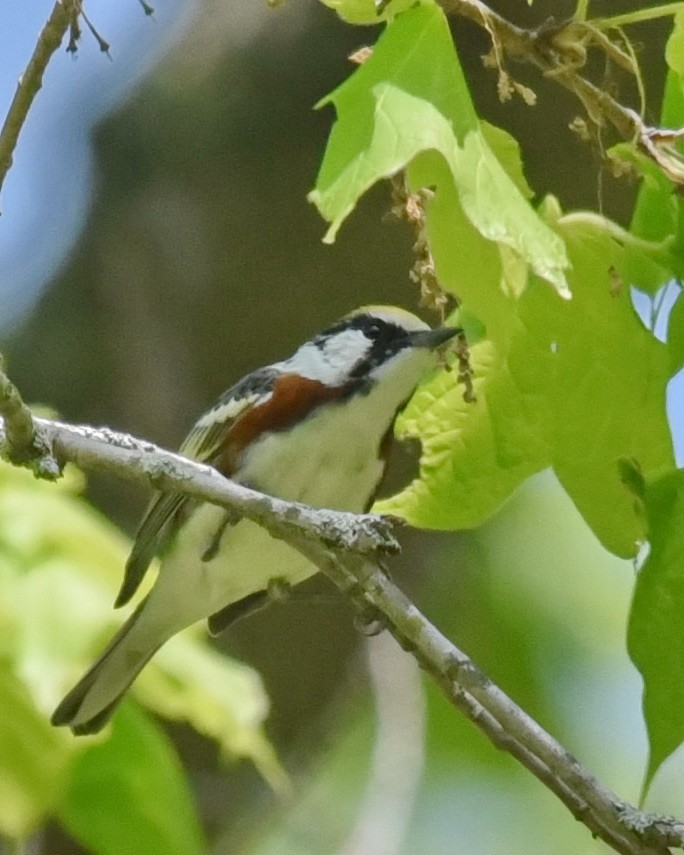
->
(409, 326, 461, 350)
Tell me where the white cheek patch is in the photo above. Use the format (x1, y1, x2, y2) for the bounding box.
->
(323, 328, 373, 368)
(287, 330, 372, 385)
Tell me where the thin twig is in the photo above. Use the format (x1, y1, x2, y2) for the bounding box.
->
(76, 1, 111, 55)
(0, 413, 683, 853)
(388, 176, 476, 403)
(0, 0, 76, 204)
(437, 0, 684, 184)
(593, 4, 684, 31)
(575, 0, 590, 22)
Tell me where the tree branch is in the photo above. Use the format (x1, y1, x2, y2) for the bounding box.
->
(31, 417, 401, 556)
(438, 0, 684, 184)
(0, 362, 59, 477)
(313, 552, 682, 855)
(1, 1, 678, 848)
(0, 0, 77, 204)
(0, 359, 36, 458)
(1, 413, 683, 854)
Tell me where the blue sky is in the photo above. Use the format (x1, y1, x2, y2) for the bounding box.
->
(0, 0, 184, 333)
(631, 284, 684, 465)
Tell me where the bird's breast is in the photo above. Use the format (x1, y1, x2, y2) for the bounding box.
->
(235, 393, 392, 511)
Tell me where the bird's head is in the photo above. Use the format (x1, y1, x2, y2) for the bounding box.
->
(285, 305, 459, 392)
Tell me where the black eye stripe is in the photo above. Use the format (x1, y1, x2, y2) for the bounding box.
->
(314, 315, 408, 345)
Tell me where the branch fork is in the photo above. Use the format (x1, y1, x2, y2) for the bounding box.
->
(0, 396, 682, 852)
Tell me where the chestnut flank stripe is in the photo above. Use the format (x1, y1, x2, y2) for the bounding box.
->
(217, 374, 347, 474)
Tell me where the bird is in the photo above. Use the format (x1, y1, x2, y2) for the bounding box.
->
(51, 305, 458, 734)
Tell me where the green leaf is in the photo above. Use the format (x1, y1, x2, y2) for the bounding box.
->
(545, 215, 673, 555)
(136, 637, 287, 793)
(0, 663, 72, 840)
(310, 3, 569, 297)
(480, 121, 533, 200)
(375, 188, 551, 527)
(628, 469, 684, 792)
(319, 0, 415, 25)
(668, 286, 684, 374)
(0, 461, 275, 764)
(617, 457, 646, 508)
(10, 559, 114, 715)
(376, 335, 549, 528)
(666, 10, 684, 76)
(318, 0, 377, 25)
(58, 703, 206, 855)
(311, 4, 477, 232)
(378, 204, 674, 557)
(630, 13, 684, 263)
(0, 459, 280, 840)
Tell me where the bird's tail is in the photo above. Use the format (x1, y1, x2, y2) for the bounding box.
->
(51, 596, 165, 735)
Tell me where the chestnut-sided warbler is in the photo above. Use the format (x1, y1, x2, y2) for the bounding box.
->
(52, 306, 458, 734)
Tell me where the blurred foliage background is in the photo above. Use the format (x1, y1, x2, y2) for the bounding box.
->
(1, 0, 682, 853)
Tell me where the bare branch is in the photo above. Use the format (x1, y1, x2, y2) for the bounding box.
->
(313, 551, 682, 855)
(0, 361, 59, 477)
(0, 3, 679, 849)
(437, 0, 684, 185)
(30, 417, 400, 556)
(0, 1, 77, 204)
(0, 358, 35, 457)
(0, 412, 682, 854)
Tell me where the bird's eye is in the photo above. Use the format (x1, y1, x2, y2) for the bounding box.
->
(367, 322, 382, 337)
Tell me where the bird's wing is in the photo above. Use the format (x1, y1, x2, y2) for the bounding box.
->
(115, 493, 186, 607)
(114, 367, 281, 608)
